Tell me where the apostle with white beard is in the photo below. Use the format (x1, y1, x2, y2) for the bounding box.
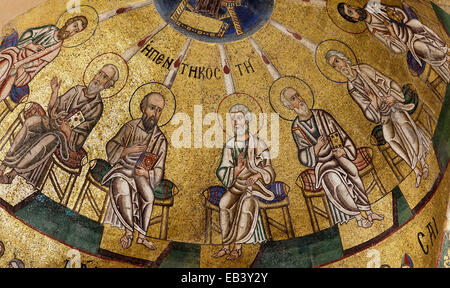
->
(325, 50, 431, 187)
(281, 87, 384, 228)
(0, 64, 119, 186)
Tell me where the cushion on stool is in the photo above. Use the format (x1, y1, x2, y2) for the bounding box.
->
(299, 169, 322, 192)
(205, 182, 289, 205)
(24, 102, 46, 119)
(352, 147, 372, 171)
(406, 52, 426, 77)
(154, 180, 176, 200)
(1, 30, 19, 49)
(10, 86, 29, 104)
(55, 147, 87, 169)
(89, 159, 176, 200)
(205, 186, 227, 206)
(402, 84, 419, 115)
(256, 181, 289, 204)
(370, 125, 387, 146)
(90, 159, 113, 185)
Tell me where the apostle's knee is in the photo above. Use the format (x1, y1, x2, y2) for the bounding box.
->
(219, 192, 233, 211)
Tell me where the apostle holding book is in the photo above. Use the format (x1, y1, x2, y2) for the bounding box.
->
(102, 92, 168, 251)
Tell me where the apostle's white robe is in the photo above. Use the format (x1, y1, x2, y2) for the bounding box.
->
(364, 2, 449, 82)
(102, 120, 167, 235)
(292, 110, 371, 224)
(216, 134, 275, 245)
(348, 64, 431, 170)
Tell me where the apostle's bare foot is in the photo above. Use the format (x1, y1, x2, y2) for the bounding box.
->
(412, 166, 422, 187)
(0, 171, 15, 184)
(367, 212, 384, 223)
(356, 215, 372, 228)
(212, 247, 230, 258)
(137, 237, 156, 250)
(422, 163, 429, 180)
(120, 231, 133, 249)
(226, 248, 242, 261)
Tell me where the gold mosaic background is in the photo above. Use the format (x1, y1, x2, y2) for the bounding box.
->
(0, 0, 448, 268)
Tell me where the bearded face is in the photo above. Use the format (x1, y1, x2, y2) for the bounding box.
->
(87, 78, 103, 95)
(142, 113, 157, 132)
(354, 7, 368, 21)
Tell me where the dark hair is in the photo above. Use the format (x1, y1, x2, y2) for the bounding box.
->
(65, 15, 88, 30)
(337, 3, 358, 23)
(140, 93, 165, 113)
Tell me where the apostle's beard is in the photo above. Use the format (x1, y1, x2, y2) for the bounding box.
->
(142, 115, 157, 132)
(57, 27, 71, 41)
(356, 8, 368, 21)
(233, 124, 248, 138)
(339, 65, 355, 80)
(87, 80, 103, 95)
(294, 105, 311, 119)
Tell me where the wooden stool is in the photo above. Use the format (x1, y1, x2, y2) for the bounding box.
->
(0, 101, 86, 205)
(297, 169, 333, 233)
(411, 100, 437, 138)
(38, 148, 87, 206)
(0, 96, 27, 124)
(298, 147, 386, 233)
(0, 102, 39, 153)
(424, 67, 446, 103)
(353, 147, 387, 197)
(202, 182, 294, 244)
(74, 159, 178, 240)
(73, 159, 110, 223)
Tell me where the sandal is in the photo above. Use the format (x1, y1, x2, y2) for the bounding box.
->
(415, 172, 422, 188)
(226, 248, 242, 261)
(367, 212, 384, 223)
(137, 237, 156, 250)
(0, 173, 13, 185)
(212, 247, 229, 258)
(357, 218, 372, 228)
(422, 164, 429, 180)
(120, 234, 133, 249)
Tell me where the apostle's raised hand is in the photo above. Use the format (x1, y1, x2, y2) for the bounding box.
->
(51, 77, 61, 94)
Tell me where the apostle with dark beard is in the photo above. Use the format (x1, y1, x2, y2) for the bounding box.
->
(0, 16, 89, 102)
(102, 92, 168, 251)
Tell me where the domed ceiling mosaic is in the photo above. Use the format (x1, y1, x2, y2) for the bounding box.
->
(0, 0, 449, 269)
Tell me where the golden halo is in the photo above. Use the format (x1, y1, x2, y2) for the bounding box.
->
(269, 76, 315, 122)
(56, 5, 99, 48)
(129, 82, 176, 127)
(326, 0, 367, 34)
(216, 92, 265, 136)
(83, 52, 129, 100)
(315, 39, 359, 83)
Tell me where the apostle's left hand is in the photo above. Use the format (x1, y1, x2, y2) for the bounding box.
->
(333, 148, 346, 158)
(135, 167, 150, 179)
(246, 173, 261, 186)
